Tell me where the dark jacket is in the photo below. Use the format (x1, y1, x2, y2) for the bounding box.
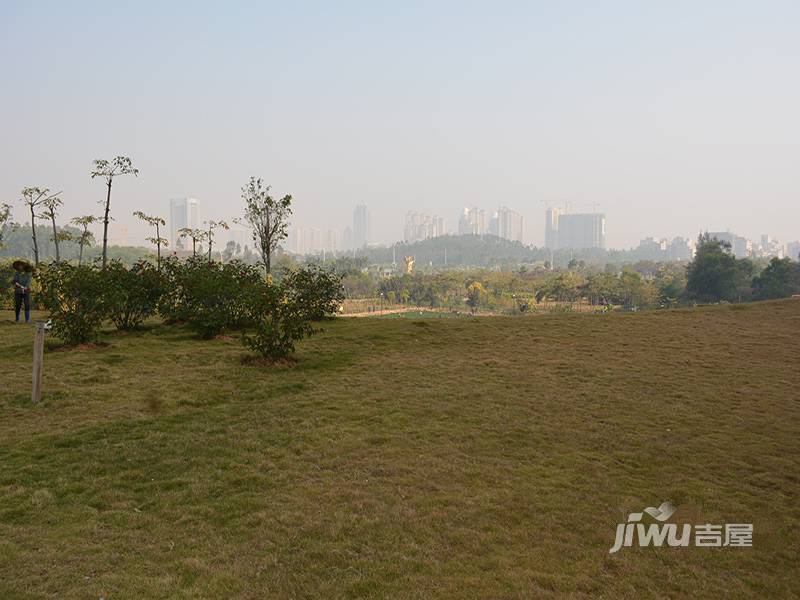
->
(13, 271, 32, 294)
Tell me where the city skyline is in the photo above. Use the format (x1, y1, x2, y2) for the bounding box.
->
(104, 195, 800, 257)
(8, 188, 796, 256)
(146, 196, 796, 259)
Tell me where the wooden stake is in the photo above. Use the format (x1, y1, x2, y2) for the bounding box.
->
(32, 321, 45, 404)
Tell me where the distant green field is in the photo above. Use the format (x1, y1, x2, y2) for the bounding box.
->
(1, 301, 799, 598)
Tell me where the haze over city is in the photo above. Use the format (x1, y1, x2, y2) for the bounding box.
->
(2, 1, 799, 248)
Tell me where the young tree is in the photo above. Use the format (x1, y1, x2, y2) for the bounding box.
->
(55, 229, 74, 255)
(240, 177, 292, 275)
(0, 203, 12, 248)
(90, 156, 139, 268)
(466, 281, 487, 313)
(179, 227, 206, 257)
(70, 215, 98, 266)
(654, 264, 686, 308)
(619, 269, 645, 309)
(134, 211, 169, 270)
(21, 187, 58, 265)
(38, 194, 65, 261)
(204, 220, 229, 261)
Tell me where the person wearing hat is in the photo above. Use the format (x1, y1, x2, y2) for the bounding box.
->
(12, 260, 34, 323)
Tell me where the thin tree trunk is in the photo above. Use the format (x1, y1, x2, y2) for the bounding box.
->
(50, 211, 60, 262)
(156, 222, 161, 271)
(263, 222, 271, 275)
(29, 204, 39, 266)
(102, 180, 112, 268)
(78, 241, 84, 266)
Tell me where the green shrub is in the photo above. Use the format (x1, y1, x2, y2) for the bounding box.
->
(241, 266, 343, 361)
(282, 265, 345, 321)
(159, 257, 263, 338)
(37, 263, 106, 345)
(101, 260, 164, 330)
(752, 257, 800, 300)
(1, 260, 15, 310)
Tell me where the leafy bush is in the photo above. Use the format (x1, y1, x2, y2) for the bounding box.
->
(37, 263, 106, 345)
(281, 265, 345, 321)
(752, 257, 800, 300)
(159, 257, 263, 338)
(241, 266, 343, 361)
(101, 260, 164, 330)
(1, 260, 16, 310)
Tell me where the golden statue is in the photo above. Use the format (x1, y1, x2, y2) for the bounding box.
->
(405, 256, 414, 274)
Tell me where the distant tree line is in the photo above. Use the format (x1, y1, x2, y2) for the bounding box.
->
(687, 234, 800, 302)
(309, 234, 800, 312)
(339, 234, 705, 270)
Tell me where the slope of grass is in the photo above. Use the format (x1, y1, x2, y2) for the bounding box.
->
(1, 301, 799, 598)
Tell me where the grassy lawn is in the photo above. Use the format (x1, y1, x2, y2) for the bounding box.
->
(1, 301, 799, 598)
(373, 309, 467, 319)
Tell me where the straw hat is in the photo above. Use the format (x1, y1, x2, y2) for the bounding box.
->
(12, 259, 33, 271)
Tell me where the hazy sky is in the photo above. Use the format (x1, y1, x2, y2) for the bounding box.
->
(2, 1, 799, 249)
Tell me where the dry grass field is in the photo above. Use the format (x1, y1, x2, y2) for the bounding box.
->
(1, 300, 799, 598)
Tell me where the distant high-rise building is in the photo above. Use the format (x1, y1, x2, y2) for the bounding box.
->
(288, 227, 341, 255)
(324, 229, 342, 253)
(287, 227, 304, 254)
(635, 236, 694, 261)
(556, 213, 606, 249)
(288, 227, 319, 255)
(169, 198, 199, 248)
(708, 231, 751, 259)
(544, 207, 560, 249)
(404, 211, 444, 243)
(637, 237, 668, 260)
(667, 237, 695, 261)
(343, 226, 354, 252)
(458, 207, 486, 235)
(787, 241, 800, 261)
(220, 227, 250, 257)
(754, 234, 784, 259)
(494, 206, 523, 243)
(353, 204, 371, 248)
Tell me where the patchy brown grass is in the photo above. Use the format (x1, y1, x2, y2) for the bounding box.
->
(240, 355, 297, 368)
(48, 340, 112, 352)
(0, 301, 799, 598)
